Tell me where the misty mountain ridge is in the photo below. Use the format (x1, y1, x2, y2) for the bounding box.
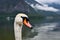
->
(0, 0, 60, 17)
(24, 0, 60, 16)
(0, 0, 36, 13)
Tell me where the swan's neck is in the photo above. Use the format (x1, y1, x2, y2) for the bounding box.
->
(14, 22, 23, 40)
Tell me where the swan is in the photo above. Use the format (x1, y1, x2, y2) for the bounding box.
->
(14, 13, 32, 40)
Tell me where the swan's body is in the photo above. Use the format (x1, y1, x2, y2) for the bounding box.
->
(14, 13, 32, 40)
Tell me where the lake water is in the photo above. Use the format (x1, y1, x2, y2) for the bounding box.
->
(24, 16, 60, 40)
(0, 14, 60, 40)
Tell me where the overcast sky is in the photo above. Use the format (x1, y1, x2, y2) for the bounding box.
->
(35, 0, 60, 4)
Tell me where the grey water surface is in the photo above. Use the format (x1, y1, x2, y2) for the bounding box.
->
(23, 16, 60, 40)
(0, 14, 60, 40)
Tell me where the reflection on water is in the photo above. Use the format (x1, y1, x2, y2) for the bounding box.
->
(25, 23, 60, 40)
(0, 14, 60, 40)
(23, 16, 60, 40)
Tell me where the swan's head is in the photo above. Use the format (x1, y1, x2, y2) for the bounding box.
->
(15, 13, 32, 29)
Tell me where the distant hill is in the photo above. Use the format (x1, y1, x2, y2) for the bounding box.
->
(0, 0, 60, 17)
(24, 0, 60, 17)
(48, 3, 60, 9)
(0, 0, 37, 14)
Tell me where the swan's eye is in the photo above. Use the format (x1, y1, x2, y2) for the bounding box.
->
(26, 18, 29, 21)
(21, 16, 23, 18)
(24, 18, 29, 21)
(21, 16, 29, 21)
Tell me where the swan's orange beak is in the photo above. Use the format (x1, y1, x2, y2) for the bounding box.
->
(23, 18, 32, 29)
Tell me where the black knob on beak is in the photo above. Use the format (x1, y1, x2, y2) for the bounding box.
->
(30, 24, 35, 29)
(30, 27, 33, 29)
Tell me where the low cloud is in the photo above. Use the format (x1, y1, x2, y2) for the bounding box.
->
(35, 0, 60, 4)
(32, 4, 59, 12)
(25, 0, 60, 12)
